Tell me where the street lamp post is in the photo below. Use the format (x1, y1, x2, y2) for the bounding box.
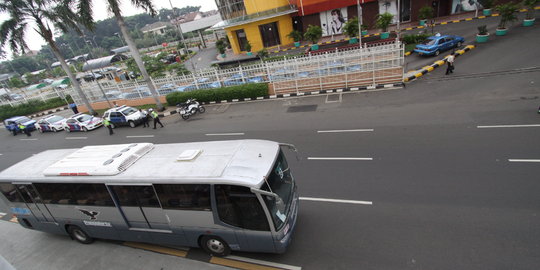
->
(356, 0, 364, 46)
(114, 32, 126, 47)
(168, 0, 196, 71)
(83, 40, 112, 108)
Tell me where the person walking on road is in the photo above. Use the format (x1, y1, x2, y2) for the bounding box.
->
(149, 108, 164, 129)
(446, 52, 455, 75)
(18, 124, 31, 137)
(69, 102, 79, 114)
(140, 109, 149, 128)
(103, 118, 114, 135)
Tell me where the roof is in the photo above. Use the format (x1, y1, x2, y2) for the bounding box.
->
(110, 46, 130, 54)
(141, 21, 172, 32)
(215, 5, 297, 29)
(50, 77, 70, 87)
(26, 83, 47, 91)
(82, 54, 128, 71)
(0, 140, 280, 188)
(179, 14, 223, 33)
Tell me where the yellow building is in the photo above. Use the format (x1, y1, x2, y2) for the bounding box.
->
(215, 0, 297, 54)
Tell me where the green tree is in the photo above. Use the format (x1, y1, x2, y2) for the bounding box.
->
(78, 0, 165, 111)
(7, 77, 27, 88)
(0, 0, 97, 115)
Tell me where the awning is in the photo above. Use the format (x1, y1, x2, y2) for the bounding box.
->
(26, 83, 47, 91)
(50, 77, 70, 87)
(82, 54, 128, 71)
(110, 46, 130, 55)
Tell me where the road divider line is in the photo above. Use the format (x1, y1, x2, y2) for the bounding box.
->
(19, 138, 37, 141)
(126, 135, 155, 138)
(205, 133, 245, 136)
(123, 242, 188, 257)
(308, 157, 373, 161)
(508, 159, 540, 163)
(477, 124, 540, 129)
(65, 137, 87, 140)
(317, 129, 374, 133)
(300, 197, 373, 205)
(223, 256, 302, 270)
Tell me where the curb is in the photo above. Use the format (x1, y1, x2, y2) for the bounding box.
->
(158, 83, 405, 117)
(271, 6, 539, 55)
(28, 106, 69, 119)
(404, 45, 475, 82)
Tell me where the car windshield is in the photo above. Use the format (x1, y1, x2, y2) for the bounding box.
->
(261, 150, 294, 231)
(120, 107, 137, 116)
(421, 38, 437, 46)
(47, 116, 64, 123)
(15, 117, 32, 124)
(76, 115, 92, 122)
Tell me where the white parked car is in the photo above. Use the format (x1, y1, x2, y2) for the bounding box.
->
(34, 115, 67, 133)
(103, 105, 144, 128)
(63, 113, 103, 132)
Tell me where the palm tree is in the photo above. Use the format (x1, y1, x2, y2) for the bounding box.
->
(0, 0, 97, 115)
(78, 0, 164, 111)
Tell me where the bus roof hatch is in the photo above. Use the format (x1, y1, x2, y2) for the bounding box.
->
(43, 143, 154, 176)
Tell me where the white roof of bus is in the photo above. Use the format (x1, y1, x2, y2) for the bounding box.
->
(0, 140, 280, 188)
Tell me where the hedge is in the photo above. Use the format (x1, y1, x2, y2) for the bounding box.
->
(0, 96, 73, 121)
(166, 83, 269, 105)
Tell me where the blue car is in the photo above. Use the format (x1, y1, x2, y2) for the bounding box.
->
(414, 35, 465, 56)
(176, 78, 220, 92)
(4, 116, 36, 134)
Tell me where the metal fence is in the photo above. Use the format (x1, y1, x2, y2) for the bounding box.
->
(2, 40, 403, 108)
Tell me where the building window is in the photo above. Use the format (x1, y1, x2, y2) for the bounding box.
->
(259, 22, 280, 48)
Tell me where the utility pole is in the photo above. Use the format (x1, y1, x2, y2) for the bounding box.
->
(396, 0, 401, 40)
(357, 0, 364, 45)
(114, 32, 126, 47)
(83, 39, 112, 108)
(168, 0, 196, 71)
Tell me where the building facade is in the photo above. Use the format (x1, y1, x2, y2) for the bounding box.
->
(215, 0, 297, 54)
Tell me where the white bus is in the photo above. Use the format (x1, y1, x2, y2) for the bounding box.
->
(0, 140, 299, 256)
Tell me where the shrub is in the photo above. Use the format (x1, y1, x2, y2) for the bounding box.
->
(0, 95, 73, 121)
(523, 0, 540, 19)
(257, 48, 269, 60)
(342, 17, 359, 38)
(375, 12, 394, 32)
(418, 6, 434, 20)
(304, 25, 323, 44)
(496, 2, 519, 29)
(401, 33, 430, 44)
(480, 0, 495, 9)
(166, 83, 269, 105)
(245, 40, 252, 52)
(287, 30, 303, 42)
(477, 25, 488, 35)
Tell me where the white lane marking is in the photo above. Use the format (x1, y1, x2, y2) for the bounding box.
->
(205, 133, 245, 136)
(65, 137, 88, 140)
(300, 197, 373, 205)
(477, 124, 540, 129)
(317, 129, 374, 133)
(308, 157, 373, 161)
(20, 138, 38, 141)
(126, 135, 155, 138)
(225, 255, 302, 270)
(508, 159, 540, 163)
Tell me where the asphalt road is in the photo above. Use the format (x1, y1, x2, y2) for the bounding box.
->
(1, 20, 539, 270)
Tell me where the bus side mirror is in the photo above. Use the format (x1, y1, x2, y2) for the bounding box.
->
(279, 143, 300, 161)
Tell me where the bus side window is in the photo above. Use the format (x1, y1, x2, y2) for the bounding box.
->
(215, 185, 270, 231)
(0, 183, 24, 203)
(154, 184, 210, 211)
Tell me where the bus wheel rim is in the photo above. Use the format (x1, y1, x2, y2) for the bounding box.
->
(207, 239, 224, 254)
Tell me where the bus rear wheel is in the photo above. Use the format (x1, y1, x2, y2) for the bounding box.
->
(200, 235, 230, 257)
(67, 225, 94, 244)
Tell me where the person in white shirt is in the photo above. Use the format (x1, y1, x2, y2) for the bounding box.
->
(446, 52, 455, 75)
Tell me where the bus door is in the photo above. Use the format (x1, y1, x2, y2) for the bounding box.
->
(109, 185, 170, 231)
(15, 184, 56, 223)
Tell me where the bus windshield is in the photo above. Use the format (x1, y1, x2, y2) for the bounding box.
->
(261, 150, 294, 231)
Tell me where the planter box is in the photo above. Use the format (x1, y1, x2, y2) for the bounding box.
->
(483, 9, 492, 16)
(495, 28, 507, 36)
(419, 20, 427, 26)
(294, 41, 300, 47)
(361, 30, 368, 36)
(349, 37, 358, 44)
(476, 34, 489, 43)
(246, 52, 253, 56)
(311, 44, 319, 50)
(221, 53, 226, 58)
(380, 32, 390, 39)
(523, 19, 535, 27)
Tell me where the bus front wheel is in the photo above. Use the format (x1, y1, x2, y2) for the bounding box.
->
(67, 225, 94, 244)
(200, 235, 230, 257)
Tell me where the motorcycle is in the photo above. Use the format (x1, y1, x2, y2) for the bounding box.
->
(176, 98, 205, 120)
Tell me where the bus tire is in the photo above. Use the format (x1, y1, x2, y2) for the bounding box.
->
(200, 235, 230, 257)
(67, 225, 94, 244)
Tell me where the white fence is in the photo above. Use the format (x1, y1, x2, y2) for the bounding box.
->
(2, 40, 403, 108)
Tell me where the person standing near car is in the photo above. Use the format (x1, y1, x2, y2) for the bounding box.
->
(446, 52, 455, 75)
(149, 108, 164, 129)
(18, 123, 31, 137)
(140, 109, 149, 128)
(103, 118, 114, 135)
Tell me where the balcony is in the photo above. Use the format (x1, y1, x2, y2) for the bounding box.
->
(216, 5, 297, 29)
